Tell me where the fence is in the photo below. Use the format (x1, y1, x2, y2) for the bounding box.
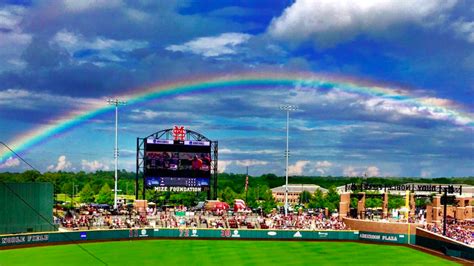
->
(1, 228, 411, 248)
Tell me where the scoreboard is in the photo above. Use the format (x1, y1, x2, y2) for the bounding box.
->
(144, 138, 211, 192)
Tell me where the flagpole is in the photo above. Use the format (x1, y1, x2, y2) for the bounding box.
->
(245, 166, 249, 203)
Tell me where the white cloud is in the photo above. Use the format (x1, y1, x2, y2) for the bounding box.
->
(421, 169, 432, 178)
(366, 166, 380, 177)
(0, 157, 20, 169)
(219, 148, 279, 155)
(451, 19, 474, 43)
(218, 160, 232, 173)
(166, 32, 251, 57)
(268, 0, 457, 46)
(47, 155, 72, 171)
(0, 88, 103, 111)
(315, 160, 332, 168)
(343, 166, 359, 177)
(314, 160, 332, 175)
(62, 0, 122, 12)
(0, 5, 32, 72)
(287, 84, 472, 126)
(288, 160, 310, 175)
(129, 109, 160, 120)
(127, 109, 199, 122)
(51, 29, 148, 64)
(81, 159, 109, 172)
(343, 165, 381, 177)
(125, 8, 150, 22)
(235, 160, 268, 167)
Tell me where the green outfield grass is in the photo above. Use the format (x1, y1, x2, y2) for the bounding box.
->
(0, 240, 458, 266)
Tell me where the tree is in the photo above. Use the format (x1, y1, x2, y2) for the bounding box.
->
(18, 170, 41, 182)
(260, 188, 277, 213)
(96, 183, 113, 205)
(61, 182, 73, 195)
(299, 190, 312, 204)
(388, 196, 405, 209)
(309, 189, 326, 208)
(80, 183, 95, 203)
(219, 187, 236, 204)
(325, 186, 340, 211)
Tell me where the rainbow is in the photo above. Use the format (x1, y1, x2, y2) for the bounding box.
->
(1, 72, 472, 163)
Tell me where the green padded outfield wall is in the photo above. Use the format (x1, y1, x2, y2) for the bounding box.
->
(0, 183, 55, 234)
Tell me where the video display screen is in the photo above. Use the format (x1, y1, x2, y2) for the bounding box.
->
(144, 139, 211, 190)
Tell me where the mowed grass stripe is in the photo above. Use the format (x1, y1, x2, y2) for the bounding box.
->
(0, 240, 458, 266)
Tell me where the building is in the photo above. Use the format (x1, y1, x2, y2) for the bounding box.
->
(337, 183, 474, 197)
(271, 184, 328, 205)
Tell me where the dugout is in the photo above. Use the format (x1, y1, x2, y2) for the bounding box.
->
(0, 182, 56, 234)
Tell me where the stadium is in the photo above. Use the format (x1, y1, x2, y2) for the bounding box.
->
(1, 1, 474, 266)
(0, 127, 472, 265)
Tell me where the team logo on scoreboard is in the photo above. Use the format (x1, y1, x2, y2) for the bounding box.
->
(173, 126, 186, 141)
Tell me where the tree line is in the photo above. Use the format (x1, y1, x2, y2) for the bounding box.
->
(0, 170, 472, 212)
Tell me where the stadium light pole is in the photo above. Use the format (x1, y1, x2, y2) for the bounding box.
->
(280, 105, 297, 216)
(107, 98, 126, 210)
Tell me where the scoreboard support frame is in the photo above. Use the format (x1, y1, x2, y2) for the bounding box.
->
(135, 128, 218, 201)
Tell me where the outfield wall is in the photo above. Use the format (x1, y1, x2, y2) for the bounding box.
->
(415, 228, 473, 260)
(0, 228, 416, 249)
(343, 218, 420, 236)
(0, 183, 55, 234)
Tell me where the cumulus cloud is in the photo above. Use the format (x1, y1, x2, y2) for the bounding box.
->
(0, 88, 103, 110)
(127, 109, 201, 122)
(0, 5, 32, 72)
(219, 148, 279, 155)
(451, 19, 474, 43)
(129, 109, 160, 121)
(288, 160, 310, 175)
(62, 0, 122, 12)
(287, 84, 473, 127)
(166, 32, 251, 57)
(81, 159, 109, 172)
(343, 166, 359, 177)
(47, 155, 72, 171)
(268, 0, 457, 46)
(51, 29, 148, 65)
(420, 169, 432, 178)
(314, 160, 332, 175)
(0, 157, 20, 169)
(366, 166, 380, 177)
(218, 160, 232, 173)
(235, 160, 268, 167)
(343, 165, 381, 177)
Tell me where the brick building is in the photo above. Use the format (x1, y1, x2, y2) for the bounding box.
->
(271, 184, 327, 205)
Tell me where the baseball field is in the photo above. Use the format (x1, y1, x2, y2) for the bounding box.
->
(0, 240, 458, 265)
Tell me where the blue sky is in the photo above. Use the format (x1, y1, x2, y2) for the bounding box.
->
(0, 0, 472, 177)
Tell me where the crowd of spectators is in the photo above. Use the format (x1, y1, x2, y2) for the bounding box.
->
(56, 204, 472, 247)
(56, 205, 149, 230)
(423, 221, 474, 246)
(255, 213, 348, 230)
(56, 205, 348, 231)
